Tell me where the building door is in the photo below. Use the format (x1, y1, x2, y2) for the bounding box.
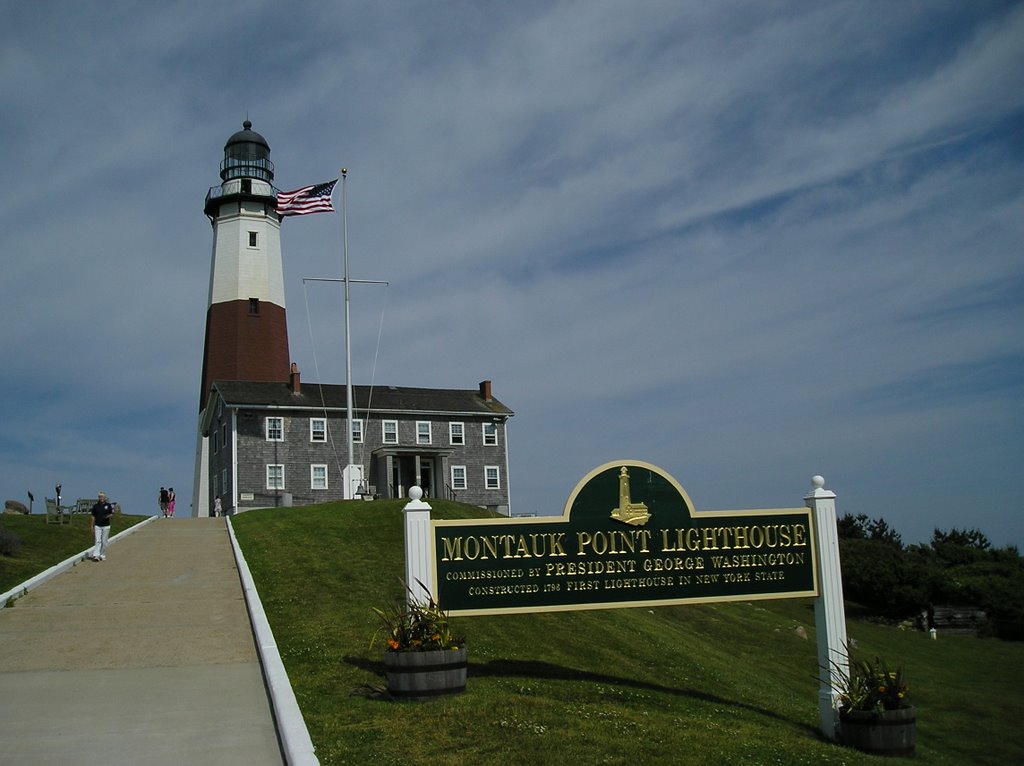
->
(419, 457, 434, 498)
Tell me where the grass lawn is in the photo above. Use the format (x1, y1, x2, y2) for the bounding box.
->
(231, 500, 1024, 766)
(0, 512, 149, 594)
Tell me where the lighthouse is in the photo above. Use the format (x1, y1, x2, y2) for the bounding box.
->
(192, 121, 290, 516)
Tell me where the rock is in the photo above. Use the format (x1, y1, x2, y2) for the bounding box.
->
(4, 500, 30, 515)
(794, 625, 808, 640)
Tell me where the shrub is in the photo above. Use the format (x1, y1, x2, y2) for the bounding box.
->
(0, 527, 22, 557)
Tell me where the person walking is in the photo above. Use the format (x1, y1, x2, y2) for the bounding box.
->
(213, 495, 222, 517)
(90, 491, 114, 561)
(159, 487, 169, 517)
(167, 487, 176, 518)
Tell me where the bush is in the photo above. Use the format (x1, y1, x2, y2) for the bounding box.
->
(0, 527, 22, 557)
(839, 538, 931, 619)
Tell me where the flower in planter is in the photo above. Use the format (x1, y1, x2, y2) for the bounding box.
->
(828, 650, 911, 717)
(371, 580, 464, 653)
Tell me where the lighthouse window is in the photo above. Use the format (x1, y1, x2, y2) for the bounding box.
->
(248, 231, 258, 248)
(483, 422, 498, 446)
(249, 298, 260, 315)
(266, 464, 284, 490)
(449, 422, 464, 445)
(311, 464, 328, 490)
(266, 417, 283, 441)
(451, 466, 467, 491)
(485, 466, 501, 490)
(416, 421, 432, 445)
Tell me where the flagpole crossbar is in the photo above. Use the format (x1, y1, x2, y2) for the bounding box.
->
(302, 278, 390, 285)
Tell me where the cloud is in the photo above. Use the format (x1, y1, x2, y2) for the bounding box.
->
(1, 1, 1021, 548)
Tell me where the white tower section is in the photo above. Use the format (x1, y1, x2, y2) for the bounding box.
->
(206, 177, 285, 307)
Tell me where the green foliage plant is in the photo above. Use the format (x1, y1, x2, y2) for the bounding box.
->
(0, 527, 22, 557)
(829, 650, 911, 717)
(371, 579, 464, 652)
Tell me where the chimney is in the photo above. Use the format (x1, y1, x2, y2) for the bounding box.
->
(479, 379, 492, 401)
(289, 362, 301, 395)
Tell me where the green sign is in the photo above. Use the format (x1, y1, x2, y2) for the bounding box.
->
(433, 461, 819, 616)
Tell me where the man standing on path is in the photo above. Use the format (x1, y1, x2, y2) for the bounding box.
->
(90, 491, 114, 561)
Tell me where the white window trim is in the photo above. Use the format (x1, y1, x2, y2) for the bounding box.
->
(451, 465, 467, 491)
(310, 417, 327, 442)
(266, 417, 284, 442)
(352, 418, 364, 444)
(247, 230, 259, 248)
(267, 464, 285, 490)
(484, 465, 501, 490)
(382, 419, 399, 444)
(449, 421, 465, 445)
(416, 420, 432, 445)
(482, 422, 498, 446)
(311, 464, 329, 490)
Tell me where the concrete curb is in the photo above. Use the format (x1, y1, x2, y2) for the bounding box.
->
(1, 514, 159, 608)
(227, 517, 319, 766)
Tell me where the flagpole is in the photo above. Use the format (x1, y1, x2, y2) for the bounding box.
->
(341, 168, 356, 497)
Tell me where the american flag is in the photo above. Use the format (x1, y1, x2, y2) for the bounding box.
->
(276, 179, 337, 217)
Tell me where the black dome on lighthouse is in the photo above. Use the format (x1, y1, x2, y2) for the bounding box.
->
(220, 120, 274, 182)
(225, 120, 270, 152)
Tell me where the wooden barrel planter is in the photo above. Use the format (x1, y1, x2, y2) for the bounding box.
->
(384, 647, 467, 700)
(839, 707, 916, 757)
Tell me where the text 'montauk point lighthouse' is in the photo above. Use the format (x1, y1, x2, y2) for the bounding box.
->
(192, 121, 290, 516)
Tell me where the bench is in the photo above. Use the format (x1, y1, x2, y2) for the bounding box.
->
(75, 498, 122, 515)
(44, 497, 72, 525)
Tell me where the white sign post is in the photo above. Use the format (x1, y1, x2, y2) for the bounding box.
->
(402, 486, 433, 605)
(806, 475, 849, 741)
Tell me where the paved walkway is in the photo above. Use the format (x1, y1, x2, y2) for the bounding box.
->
(0, 517, 284, 765)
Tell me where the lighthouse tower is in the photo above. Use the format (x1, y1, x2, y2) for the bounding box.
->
(192, 121, 290, 516)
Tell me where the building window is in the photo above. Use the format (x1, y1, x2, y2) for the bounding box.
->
(382, 420, 398, 444)
(310, 418, 327, 442)
(485, 466, 500, 490)
(213, 474, 219, 498)
(222, 422, 228, 449)
(221, 469, 228, 496)
(267, 464, 284, 490)
(249, 298, 260, 315)
(311, 464, 328, 490)
(266, 417, 283, 441)
(352, 419, 364, 444)
(483, 422, 498, 446)
(212, 430, 218, 454)
(248, 231, 258, 248)
(449, 422, 464, 445)
(451, 466, 467, 491)
(416, 421, 432, 445)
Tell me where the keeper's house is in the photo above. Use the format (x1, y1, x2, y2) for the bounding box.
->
(200, 374, 514, 515)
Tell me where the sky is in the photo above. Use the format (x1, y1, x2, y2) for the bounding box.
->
(1, 1, 1021, 549)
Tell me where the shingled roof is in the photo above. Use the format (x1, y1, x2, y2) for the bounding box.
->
(208, 380, 514, 418)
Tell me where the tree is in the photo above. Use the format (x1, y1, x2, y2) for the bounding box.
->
(838, 513, 902, 547)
